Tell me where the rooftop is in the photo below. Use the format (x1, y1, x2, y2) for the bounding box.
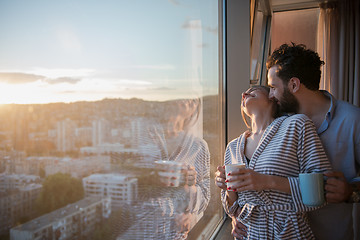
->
(11, 196, 105, 232)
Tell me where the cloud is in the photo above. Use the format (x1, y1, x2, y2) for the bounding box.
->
(57, 90, 77, 94)
(45, 77, 81, 85)
(197, 43, 208, 48)
(0, 72, 82, 85)
(0, 72, 45, 84)
(56, 28, 83, 53)
(148, 87, 176, 91)
(204, 26, 218, 35)
(123, 64, 175, 70)
(117, 79, 152, 86)
(181, 20, 218, 35)
(169, 0, 180, 5)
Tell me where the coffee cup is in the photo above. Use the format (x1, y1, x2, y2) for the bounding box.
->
(155, 160, 183, 187)
(225, 163, 246, 188)
(299, 173, 325, 206)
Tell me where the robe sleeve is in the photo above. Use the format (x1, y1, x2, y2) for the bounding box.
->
(188, 141, 211, 214)
(220, 137, 243, 216)
(288, 115, 333, 212)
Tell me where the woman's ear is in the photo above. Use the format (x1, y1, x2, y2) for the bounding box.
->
(288, 77, 301, 93)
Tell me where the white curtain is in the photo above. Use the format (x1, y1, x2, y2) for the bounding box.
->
(317, 0, 360, 107)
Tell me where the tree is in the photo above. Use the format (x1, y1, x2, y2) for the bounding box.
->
(36, 173, 84, 215)
(39, 167, 46, 179)
(90, 207, 134, 240)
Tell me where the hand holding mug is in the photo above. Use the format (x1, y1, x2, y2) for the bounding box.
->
(215, 165, 227, 190)
(323, 171, 353, 203)
(182, 165, 197, 186)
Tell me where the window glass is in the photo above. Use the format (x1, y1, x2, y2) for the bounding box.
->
(271, 8, 320, 51)
(250, 4, 266, 85)
(0, 1, 222, 239)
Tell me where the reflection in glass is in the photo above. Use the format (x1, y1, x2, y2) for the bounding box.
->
(0, 1, 221, 239)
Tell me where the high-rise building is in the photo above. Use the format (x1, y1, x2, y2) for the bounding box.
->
(56, 119, 76, 152)
(83, 173, 137, 209)
(92, 118, 110, 146)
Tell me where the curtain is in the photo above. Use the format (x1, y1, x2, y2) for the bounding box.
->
(317, 0, 360, 107)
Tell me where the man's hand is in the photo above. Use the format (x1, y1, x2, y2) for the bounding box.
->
(324, 171, 352, 203)
(231, 216, 247, 239)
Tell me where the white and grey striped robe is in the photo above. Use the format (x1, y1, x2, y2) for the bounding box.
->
(120, 129, 211, 240)
(221, 114, 332, 240)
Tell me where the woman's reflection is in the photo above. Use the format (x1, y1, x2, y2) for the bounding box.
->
(120, 98, 210, 240)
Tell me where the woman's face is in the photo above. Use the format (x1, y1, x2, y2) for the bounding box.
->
(241, 87, 271, 116)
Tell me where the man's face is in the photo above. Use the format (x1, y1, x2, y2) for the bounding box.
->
(267, 66, 299, 113)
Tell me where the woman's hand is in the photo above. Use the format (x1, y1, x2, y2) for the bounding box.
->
(215, 165, 227, 190)
(183, 165, 197, 186)
(231, 216, 247, 239)
(226, 168, 269, 192)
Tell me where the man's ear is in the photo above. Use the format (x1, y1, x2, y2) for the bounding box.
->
(288, 77, 301, 93)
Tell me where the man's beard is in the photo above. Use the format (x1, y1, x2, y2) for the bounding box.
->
(278, 87, 300, 113)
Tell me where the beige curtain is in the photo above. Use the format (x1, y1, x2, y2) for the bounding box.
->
(317, 0, 360, 107)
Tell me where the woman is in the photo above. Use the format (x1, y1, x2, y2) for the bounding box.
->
(215, 86, 332, 239)
(120, 98, 210, 240)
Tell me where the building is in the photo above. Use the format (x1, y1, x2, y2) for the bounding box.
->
(0, 174, 40, 193)
(43, 156, 109, 178)
(92, 118, 110, 147)
(0, 183, 42, 235)
(10, 197, 111, 240)
(83, 173, 137, 209)
(75, 126, 93, 147)
(79, 143, 135, 155)
(2, 151, 27, 174)
(56, 119, 76, 152)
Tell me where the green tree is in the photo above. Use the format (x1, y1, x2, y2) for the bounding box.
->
(90, 207, 134, 240)
(36, 173, 84, 215)
(39, 167, 46, 179)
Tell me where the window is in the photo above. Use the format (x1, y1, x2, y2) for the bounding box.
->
(250, 0, 272, 86)
(271, 8, 320, 52)
(0, 0, 223, 239)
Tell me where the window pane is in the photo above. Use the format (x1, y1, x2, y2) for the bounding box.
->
(251, 6, 266, 85)
(271, 8, 320, 51)
(0, 1, 222, 239)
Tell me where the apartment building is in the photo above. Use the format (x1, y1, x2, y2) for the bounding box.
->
(0, 183, 42, 235)
(10, 196, 111, 240)
(83, 173, 137, 208)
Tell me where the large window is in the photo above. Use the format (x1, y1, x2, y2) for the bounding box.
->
(271, 8, 320, 52)
(0, 1, 223, 239)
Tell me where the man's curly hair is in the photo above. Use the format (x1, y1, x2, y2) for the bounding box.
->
(266, 43, 325, 90)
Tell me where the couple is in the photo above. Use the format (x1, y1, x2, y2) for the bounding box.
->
(215, 43, 360, 239)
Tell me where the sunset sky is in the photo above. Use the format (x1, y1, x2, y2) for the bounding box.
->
(0, 0, 218, 104)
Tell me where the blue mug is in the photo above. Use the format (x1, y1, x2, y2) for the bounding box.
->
(299, 173, 325, 206)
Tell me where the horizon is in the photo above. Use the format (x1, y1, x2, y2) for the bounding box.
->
(0, 93, 218, 107)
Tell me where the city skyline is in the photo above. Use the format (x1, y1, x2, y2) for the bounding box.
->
(0, 0, 219, 104)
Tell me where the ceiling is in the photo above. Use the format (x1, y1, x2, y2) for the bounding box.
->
(271, 0, 330, 11)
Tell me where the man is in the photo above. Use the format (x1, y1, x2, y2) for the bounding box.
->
(230, 43, 360, 239)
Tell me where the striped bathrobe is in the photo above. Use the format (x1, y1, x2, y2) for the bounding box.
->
(221, 114, 332, 240)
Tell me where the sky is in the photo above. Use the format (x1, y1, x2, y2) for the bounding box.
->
(0, 0, 219, 104)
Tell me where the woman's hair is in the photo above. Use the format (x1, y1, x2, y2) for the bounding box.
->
(241, 85, 280, 129)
